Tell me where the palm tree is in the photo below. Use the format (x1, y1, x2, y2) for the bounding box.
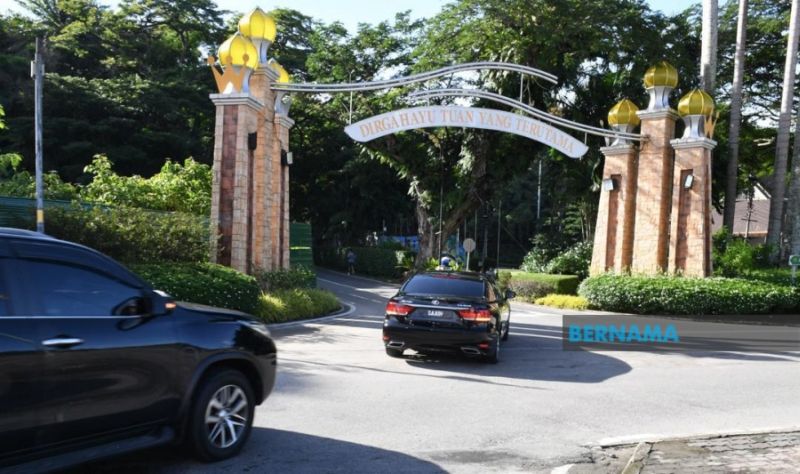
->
(766, 0, 800, 256)
(701, 0, 719, 91)
(723, 0, 749, 232)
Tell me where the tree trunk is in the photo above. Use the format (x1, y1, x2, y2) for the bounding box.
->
(723, 0, 749, 232)
(787, 113, 800, 255)
(414, 196, 434, 268)
(700, 0, 719, 91)
(766, 0, 800, 256)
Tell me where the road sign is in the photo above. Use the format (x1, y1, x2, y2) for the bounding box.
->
(463, 238, 476, 253)
(789, 255, 800, 266)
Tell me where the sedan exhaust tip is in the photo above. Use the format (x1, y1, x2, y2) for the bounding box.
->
(460, 346, 481, 355)
(387, 341, 405, 348)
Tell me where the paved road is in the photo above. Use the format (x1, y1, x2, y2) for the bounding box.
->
(83, 269, 800, 473)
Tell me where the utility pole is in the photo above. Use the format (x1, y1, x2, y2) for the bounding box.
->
(536, 160, 542, 221)
(496, 200, 502, 268)
(32, 37, 45, 233)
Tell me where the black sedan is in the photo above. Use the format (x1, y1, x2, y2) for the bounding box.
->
(0, 228, 276, 472)
(382, 271, 514, 363)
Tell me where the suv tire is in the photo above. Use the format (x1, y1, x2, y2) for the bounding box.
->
(187, 369, 255, 462)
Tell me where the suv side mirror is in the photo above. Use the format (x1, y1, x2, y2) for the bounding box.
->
(505, 289, 516, 300)
(149, 290, 176, 316)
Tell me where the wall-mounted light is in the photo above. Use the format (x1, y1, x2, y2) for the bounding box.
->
(683, 174, 694, 189)
(281, 150, 293, 166)
(602, 178, 616, 192)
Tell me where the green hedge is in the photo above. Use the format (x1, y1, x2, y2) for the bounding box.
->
(256, 266, 316, 291)
(130, 262, 261, 314)
(257, 288, 340, 323)
(500, 270, 580, 300)
(318, 246, 410, 277)
(25, 205, 209, 264)
(579, 274, 800, 315)
(534, 294, 590, 310)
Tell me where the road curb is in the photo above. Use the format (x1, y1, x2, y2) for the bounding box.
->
(266, 303, 356, 330)
(593, 426, 800, 448)
(620, 441, 651, 474)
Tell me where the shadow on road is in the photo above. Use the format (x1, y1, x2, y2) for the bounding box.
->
(71, 427, 446, 473)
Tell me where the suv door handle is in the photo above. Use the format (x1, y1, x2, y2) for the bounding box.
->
(42, 338, 84, 348)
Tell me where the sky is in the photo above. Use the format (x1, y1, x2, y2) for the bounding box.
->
(0, 0, 700, 31)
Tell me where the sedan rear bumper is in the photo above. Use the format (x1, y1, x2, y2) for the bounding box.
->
(383, 316, 497, 353)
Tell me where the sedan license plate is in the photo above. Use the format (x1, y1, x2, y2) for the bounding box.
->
(427, 310, 445, 317)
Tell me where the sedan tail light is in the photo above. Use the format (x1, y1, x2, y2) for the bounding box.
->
(457, 308, 493, 322)
(386, 301, 414, 316)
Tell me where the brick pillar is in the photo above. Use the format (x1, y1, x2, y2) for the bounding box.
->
(249, 66, 278, 272)
(668, 138, 716, 276)
(631, 109, 679, 274)
(590, 144, 638, 275)
(209, 93, 263, 274)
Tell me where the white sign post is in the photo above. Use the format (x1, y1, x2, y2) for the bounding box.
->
(790, 255, 800, 286)
(463, 238, 476, 271)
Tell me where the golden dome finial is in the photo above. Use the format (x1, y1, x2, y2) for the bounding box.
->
(239, 8, 277, 42)
(643, 61, 679, 111)
(239, 8, 277, 65)
(677, 89, 716, 139)
(677, 89, 714, 117)
(268, 59, 291, 84)
(218, 32, 259, 70)
(644, 61, 679, 89)
(608, 99, 640, 127)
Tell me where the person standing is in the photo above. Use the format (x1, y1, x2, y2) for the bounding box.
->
(346, 248, 357, 275)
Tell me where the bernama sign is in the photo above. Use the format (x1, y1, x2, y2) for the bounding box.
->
(344, 106, 589, 158)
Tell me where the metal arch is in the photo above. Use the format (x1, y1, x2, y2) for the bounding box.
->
(270, 62, 558, 93)
(407, 88, 645, 142)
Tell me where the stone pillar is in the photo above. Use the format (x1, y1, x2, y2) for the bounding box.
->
(631, 109, 679, 274)
(590, 144, 638, 275)
(250, 66, 279, 271)
(668, 138, 716, 276)
(209, 93, 263, 274)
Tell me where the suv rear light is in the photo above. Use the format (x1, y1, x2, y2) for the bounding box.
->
(458, 308, 492, 322)
(386, 301, 414, 316)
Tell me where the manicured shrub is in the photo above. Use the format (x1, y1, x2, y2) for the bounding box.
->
(130, 262, 261, 314)
(534, 294, 590, 310)
(545, 241, 592, 280)
(256, 266, 316, 291)
(256, 288, 340, 323)
(509, 279, 557, 300)
(40, 205, 208, 264)
(579, 274, 800, 316)
(500, 270, 580, 299)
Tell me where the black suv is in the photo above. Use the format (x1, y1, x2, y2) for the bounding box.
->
(0, 228, 277, 472)
(382, 271, 514, 363)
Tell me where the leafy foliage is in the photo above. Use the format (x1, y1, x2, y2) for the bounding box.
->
(499, 270, 580, 299)
(544, 242, 593, 280)
(256, 266, 317, 291)
(579, 274, 800, 315)
(130, 262, 261, 315)
(38, 205, 209, 263)
(534, 294, 590, 310)
(81, 155, 211, 214)
(257, 288, 340, 323)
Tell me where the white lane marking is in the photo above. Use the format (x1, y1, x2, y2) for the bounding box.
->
(347, 293, 386, 304)
(267, 304, 357, 330)
(550, 464, 573, 474)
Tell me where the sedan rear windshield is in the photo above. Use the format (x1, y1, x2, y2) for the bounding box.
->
(402, 275, 485, 298)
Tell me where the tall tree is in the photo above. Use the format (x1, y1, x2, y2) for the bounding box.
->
(766, 0, 800, 255)
(701, 0, 719, 90)
(722, 0, 749, 231)
(788, 114, 800, 255)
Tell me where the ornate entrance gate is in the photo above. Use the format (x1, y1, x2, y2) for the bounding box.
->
(208, 8, 718, 277)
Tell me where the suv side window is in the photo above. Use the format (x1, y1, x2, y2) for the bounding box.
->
(18, 259, 144, 317)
